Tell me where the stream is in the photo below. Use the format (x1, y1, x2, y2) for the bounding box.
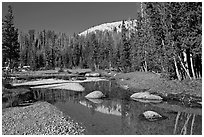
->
(5, 80, 202, 135)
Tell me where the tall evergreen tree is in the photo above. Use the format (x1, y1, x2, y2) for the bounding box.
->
(2, 5, 20, 68)
(90, 33, 99, 70)
(72, 34, 82, 67)
(28, 29, 37, 70)
(105, 32, 114, 69)
(121, 20, 131, 72)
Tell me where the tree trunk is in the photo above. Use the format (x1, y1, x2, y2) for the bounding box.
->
(94, 63, 97, 71)
(140, 66, 143, 72)
(190, 54, 196, 79)
(140, 2, 144, 18)
(161, 39, 166, 73)
(183, 51, 189, 74)
(186, 48, 193, 77)
(97, 64, 100, 70)
(109, 60, 112, 70)
(144, 61, 148, 72)
(178, 56, 192, 79)
(174, 56, 181, 81)
(144, 50, 148, 72)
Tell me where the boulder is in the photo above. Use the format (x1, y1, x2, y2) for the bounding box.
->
(85, 91, 105, 99)
(130, 92, 163, 100)
(140, 110, 167, 122)
(85, 73, 101, 77)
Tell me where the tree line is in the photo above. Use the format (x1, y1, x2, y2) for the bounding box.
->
(2, 2, 202, 80)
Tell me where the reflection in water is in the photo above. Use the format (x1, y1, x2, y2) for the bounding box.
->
(86, 98, 103, 104)
(79, 99, 122, 116)
(5, 80, 202, 135)
(125, 100, 201, 135)
(173, 112, 199, 135)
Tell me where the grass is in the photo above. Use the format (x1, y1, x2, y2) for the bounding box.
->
(114, 71, 202, 97)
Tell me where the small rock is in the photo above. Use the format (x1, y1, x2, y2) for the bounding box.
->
(85, 73, 100, 77)
(130, 92, 163, 100)
(140, 110, 167, 122)
(85, 91, 105, 99)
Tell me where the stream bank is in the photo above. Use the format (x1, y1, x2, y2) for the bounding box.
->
(109, 71, 202, 107)
(3, 69, 202, 108)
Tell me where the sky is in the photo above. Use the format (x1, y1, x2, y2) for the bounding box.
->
(2, 2, 140, 36)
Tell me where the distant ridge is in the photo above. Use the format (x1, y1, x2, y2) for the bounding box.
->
(78, 19, 137, 36)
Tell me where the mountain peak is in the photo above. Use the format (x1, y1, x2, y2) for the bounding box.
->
(79, 19, 137, 36)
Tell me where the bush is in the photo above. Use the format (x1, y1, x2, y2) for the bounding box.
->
(160, 72, 176, 80)
(2, 72, 12, 88)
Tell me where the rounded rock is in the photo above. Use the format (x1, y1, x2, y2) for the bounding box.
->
(85, 91, 105, 99)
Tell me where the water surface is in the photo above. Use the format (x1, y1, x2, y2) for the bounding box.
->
(29, 80, 202, 135)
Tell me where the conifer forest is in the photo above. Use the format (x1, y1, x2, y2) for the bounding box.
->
(2, 2, 202, 80)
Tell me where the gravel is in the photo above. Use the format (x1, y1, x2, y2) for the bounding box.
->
(2, 101, 85, 135)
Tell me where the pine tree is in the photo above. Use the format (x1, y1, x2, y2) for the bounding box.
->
(121, 20, 131, 72)
(90, 33, 99, 70)
(72, 34, 82, 67)
(105, 32, 114, 69)
(2, 5, 20, 68)
(83, 37, 92, 68)
(28, 29, 37, 70)
(116, 42, 122, 71)
(19, 32, 29, 66)
(170, 2, 202, 79)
